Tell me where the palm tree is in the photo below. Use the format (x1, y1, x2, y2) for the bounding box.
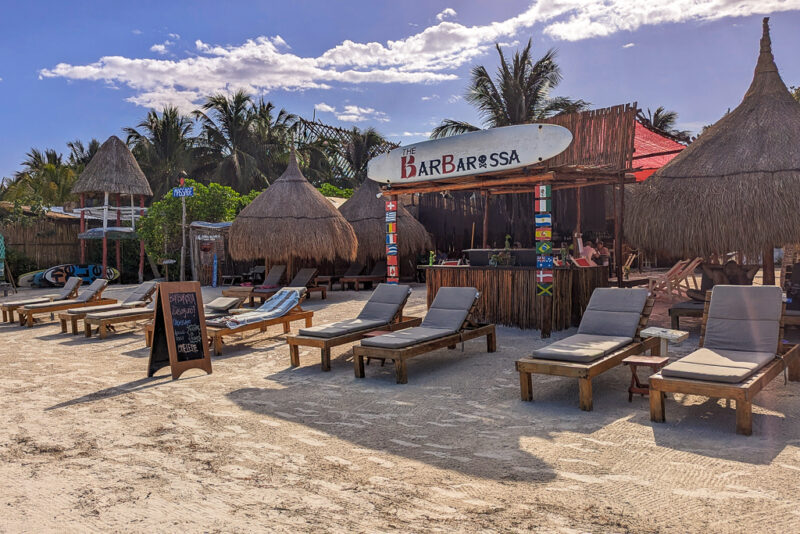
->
(194, 90, 265, 192)
(431, 40, 589, 138)
(340, 127, 387, 187)
(125, 106, 196, 198)
(637, 107, 691, 143)
(791, 85, 799, 103)
(66, 138, 101, 171)
(249, 98, 297, 183)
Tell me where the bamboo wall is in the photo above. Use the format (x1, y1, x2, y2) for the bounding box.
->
(0, 218, 81, 268)
(424, 265, 608, 332)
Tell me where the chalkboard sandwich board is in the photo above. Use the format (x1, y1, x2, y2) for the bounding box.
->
(148, 281, 212, 379)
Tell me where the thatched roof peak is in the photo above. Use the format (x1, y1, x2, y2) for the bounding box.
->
(72, 136, 153, 197)
(228, 153, 357, 263)
(625, 18, 800, 256)
(340, 180, 431, 262)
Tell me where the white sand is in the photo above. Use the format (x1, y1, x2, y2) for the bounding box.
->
(1, 283, 800, 532)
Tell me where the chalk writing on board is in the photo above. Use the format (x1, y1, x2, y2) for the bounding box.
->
(168, 291, 204, 362)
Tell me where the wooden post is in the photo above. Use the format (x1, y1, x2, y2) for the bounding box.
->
(115, 193, 122, 277)
(573, 187, 582, 255)
(763, 246, 775, 285)
(482, 192, 490, 248)
(614, 178, 624, 287)
(79, 194, 86, 264)
(102, 192, 109, 276)
(138, 196, 145, 283)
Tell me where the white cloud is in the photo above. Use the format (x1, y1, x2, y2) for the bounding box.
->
(168, 33, 180, 40)
(131, 29, 142, 35)
(41, 1, 800, 110)
(421, 94, 439, 101)
(392, 131, 431, 137)
(622, 42, 635, 48)
(315, 103, 389, 123)
(436, 8, 457, 22)
(149, 40, 174, 54)
(447, 94, 462, 104)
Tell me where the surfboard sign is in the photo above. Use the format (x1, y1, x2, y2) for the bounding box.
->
(43, 264, 120, 286)
(368, 124, 573, 185)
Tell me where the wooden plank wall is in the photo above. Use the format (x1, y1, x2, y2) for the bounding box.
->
(425, 266, 608, 331)
(1, 218, 81, 268)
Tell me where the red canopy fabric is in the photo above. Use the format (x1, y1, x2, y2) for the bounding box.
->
(632, 121, 686, 181)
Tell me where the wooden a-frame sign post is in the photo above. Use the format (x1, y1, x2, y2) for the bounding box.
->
(148, 281, 212, 379)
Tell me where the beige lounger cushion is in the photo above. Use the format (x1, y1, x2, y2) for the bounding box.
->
(577, 288, 649, 339)
(532, 334, 633, 363)
(206, 297, 242, 311)
(702, 285, 782, 353)
(23, 298, 84, 310)
(661, 347, 775, 383)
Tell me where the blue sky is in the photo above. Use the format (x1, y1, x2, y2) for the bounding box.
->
(1, 1, 799, 180)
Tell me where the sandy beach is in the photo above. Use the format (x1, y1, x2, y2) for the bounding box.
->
(0, 283, 798, 533)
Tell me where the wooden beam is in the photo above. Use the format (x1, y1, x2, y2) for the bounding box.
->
(482, 193, 490, 248)
(382, 172, 555, 196)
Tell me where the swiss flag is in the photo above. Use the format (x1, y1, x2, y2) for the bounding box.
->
(385, 201, 397, 211)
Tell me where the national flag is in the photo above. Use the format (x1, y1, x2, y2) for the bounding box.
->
(386, 222, 396, 233)
(387, 255, 398, 266)
(536, 269, 553, 283)
(535, 199, 551, 212)
(535, 214, 551, 227)
(535, 227, 552, 240)
(385, 211, 397, 222)
(536, 241, 553, 254)
(387, 265, 398, 277)
(386, 244, 398, 255)
(537, 256, 554, 269)
(387, 277, 399, 284)
(385, 200, 397, 211)
(537, 283, 553, 296)
(386, 233, 397, 245)
(535, 185, 551, 199)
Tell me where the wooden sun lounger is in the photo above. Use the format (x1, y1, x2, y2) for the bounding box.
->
(352, 291, 496, 384)
(515, 294, 656, 411)
(84, 309, 154, 339)
(56, 282, 158, 334)
(353, 322, 496, 384)
(255, 268, 326, 302)
(222, 265, 286, 306)
(315, 263, 363, 292)
(340, 261, 387, 291)
(206, 307, 314, 355)
(18, 281, 113, 327)
(1, 278, 82, 323)
(650, 289, 800, 435)
(286, 284, 419, 371)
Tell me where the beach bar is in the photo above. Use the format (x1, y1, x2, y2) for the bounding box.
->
(370, 104, 679, 335)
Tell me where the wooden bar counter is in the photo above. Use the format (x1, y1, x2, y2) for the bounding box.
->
(421, 265, 608, 333)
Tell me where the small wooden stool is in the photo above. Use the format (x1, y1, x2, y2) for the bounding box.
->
(623, 355, 669, 401)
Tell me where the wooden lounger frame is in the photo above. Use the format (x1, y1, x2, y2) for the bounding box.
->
(58, 303, 149, 335)
(205, 303, 314, 355)
(649, 292, 800, 435)
(515, 296, 657, 411)
(1, 282, 82, 323)
(286, 294, 418, 371)
(19, 295, 116, 327)
(351, 302, 496, 383)
(221, 286, 257, 307)
(85, 309, 154, 339)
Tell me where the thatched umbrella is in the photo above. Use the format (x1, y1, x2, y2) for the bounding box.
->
(72, 135, 153, 197)
(339, 180, 431, 264)
(229, 150, 358, 270)
(626, 18, 800, 283)
(71, 135, 153, 281)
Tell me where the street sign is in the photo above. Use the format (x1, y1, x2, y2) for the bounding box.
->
(172, 187, 194, 198)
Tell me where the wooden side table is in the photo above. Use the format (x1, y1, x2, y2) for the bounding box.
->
(623, 355, 669, 401)
(624, 326, 689, 401)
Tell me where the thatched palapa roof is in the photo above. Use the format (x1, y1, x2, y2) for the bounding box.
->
(340, 180, 431, 263)
(626, 18, 800, 256)
(229, 150, 358, 263)
(72, 136, 153, 197)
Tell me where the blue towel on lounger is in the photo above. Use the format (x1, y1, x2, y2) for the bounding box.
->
(208, 288, 302, 328)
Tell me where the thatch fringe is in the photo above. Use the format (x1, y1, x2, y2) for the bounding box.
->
(339, 180, 431, 263)
(626, 18, 800, 255)
(229, 151, 357, 263)
(72, 136, 153, 196)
